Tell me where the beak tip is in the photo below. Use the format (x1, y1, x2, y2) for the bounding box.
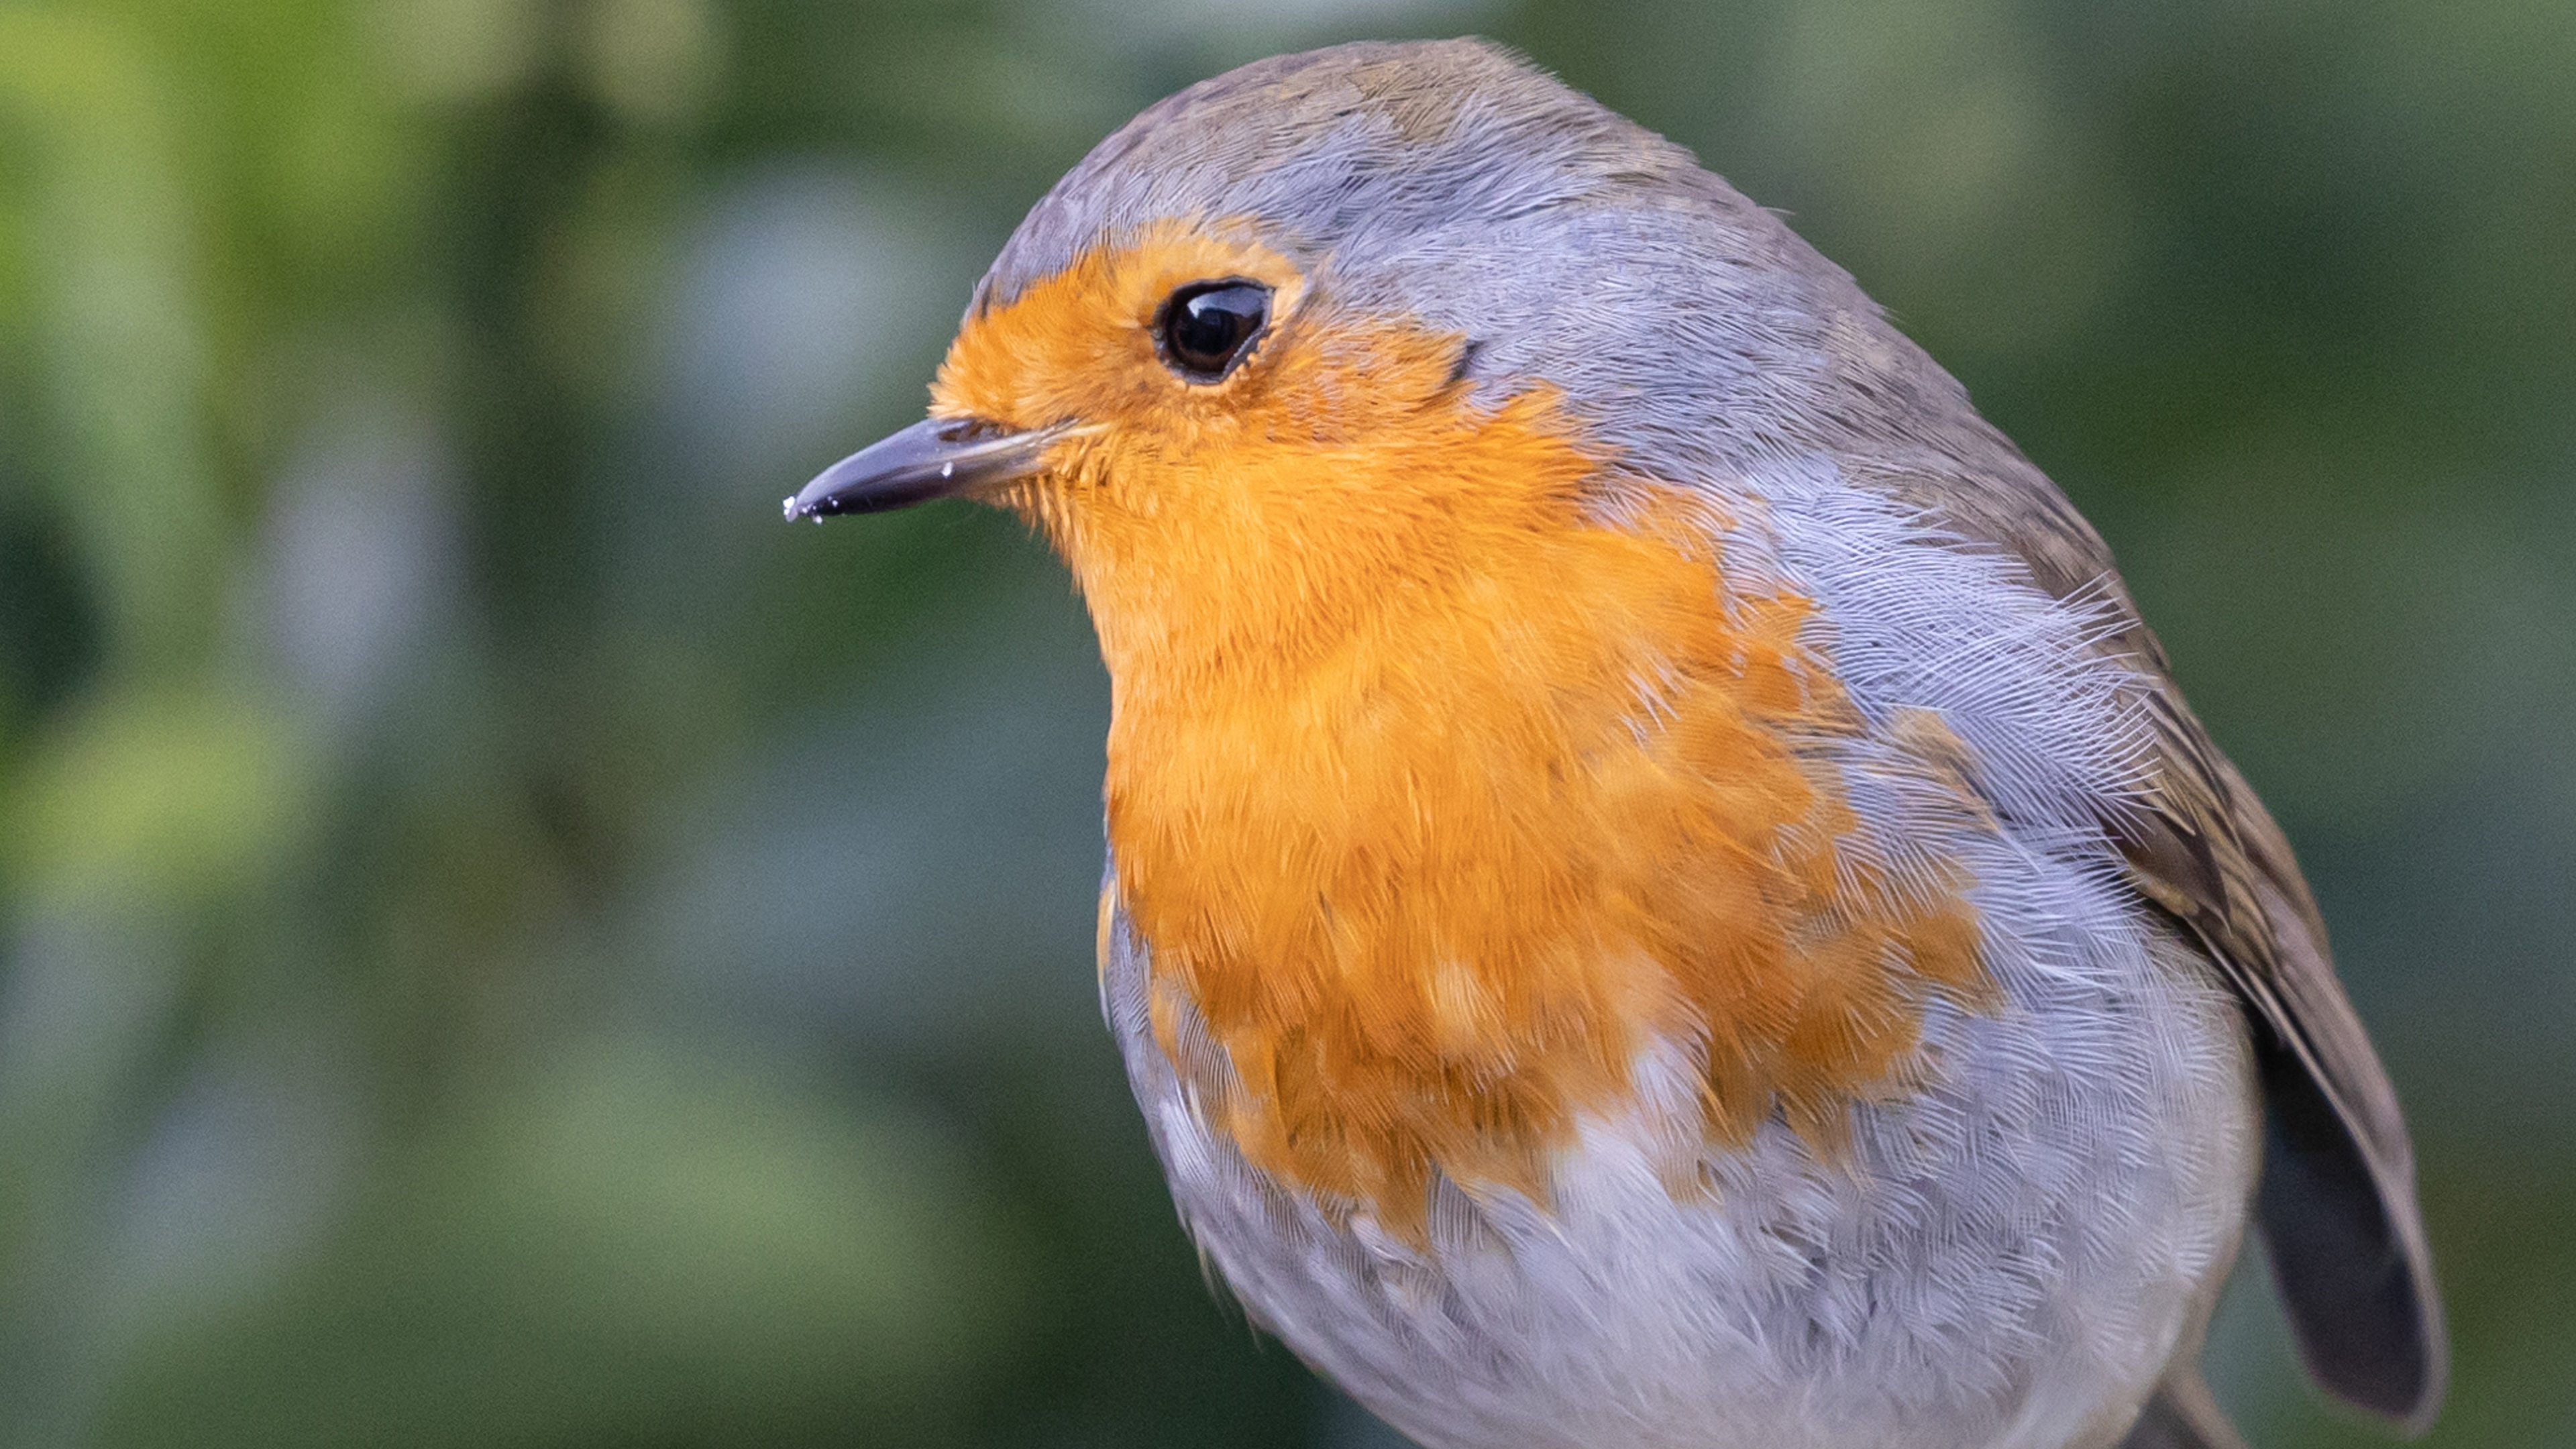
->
(783, 484, 843, 523)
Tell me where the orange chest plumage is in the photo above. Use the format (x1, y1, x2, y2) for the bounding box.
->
(932, 238, 1988, 1228)
(1093, 478, 1988, 1232)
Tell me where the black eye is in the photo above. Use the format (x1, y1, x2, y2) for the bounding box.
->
(1156, 280, 1271, 381)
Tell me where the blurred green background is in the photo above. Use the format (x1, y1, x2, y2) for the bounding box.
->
(0, 0, 2567, 1445)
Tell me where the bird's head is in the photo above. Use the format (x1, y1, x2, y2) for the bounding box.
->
(789, 39, 1923, 689)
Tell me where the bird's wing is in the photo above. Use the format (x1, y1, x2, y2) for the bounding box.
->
(1847, 440, 2446, 1431)
(2112, 677, 2445, 1430)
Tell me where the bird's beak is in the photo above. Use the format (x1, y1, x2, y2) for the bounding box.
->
(783, 417, 1078, 521)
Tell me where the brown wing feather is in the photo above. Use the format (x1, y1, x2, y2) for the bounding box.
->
(2121, 686, 2446, 1430)
(1836, 408, 2446, 1431)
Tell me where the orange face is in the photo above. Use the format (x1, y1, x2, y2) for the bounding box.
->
(934, 228, 1988, 1234)
(934, 222, 1438, 682)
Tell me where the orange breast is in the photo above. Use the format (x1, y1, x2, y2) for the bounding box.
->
(936, 240, 1988, 1233)
(1104, 489, 1985, 1233)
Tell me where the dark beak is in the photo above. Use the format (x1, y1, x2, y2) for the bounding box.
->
(784, 417, 1077, 521)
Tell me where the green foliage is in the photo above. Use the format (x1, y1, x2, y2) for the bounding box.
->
(0, 1, 2567, 1445)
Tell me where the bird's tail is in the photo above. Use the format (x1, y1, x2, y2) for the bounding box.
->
(2119, 1368, 2250, 1449)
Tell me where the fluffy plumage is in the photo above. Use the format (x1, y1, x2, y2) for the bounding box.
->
(814, 36, 2443, 1449)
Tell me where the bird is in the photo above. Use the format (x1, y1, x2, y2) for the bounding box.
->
(785, 38, 2444, 1449)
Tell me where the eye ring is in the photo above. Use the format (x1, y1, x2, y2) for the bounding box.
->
(1154, 279, 1272, 382)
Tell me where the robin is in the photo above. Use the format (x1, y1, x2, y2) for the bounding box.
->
(786, 38, 2443, 1449)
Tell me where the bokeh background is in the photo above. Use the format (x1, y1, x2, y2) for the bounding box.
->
(0, 0, 2568, 1444)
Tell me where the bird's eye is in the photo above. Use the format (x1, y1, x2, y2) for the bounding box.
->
(1156, 280, 1271, 382)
